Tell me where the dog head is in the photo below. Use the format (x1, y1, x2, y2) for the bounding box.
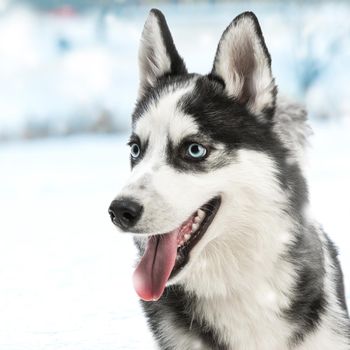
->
(109, 10, 306, 300)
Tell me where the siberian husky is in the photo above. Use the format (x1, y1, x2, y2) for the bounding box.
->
(108, 9, 350, 350)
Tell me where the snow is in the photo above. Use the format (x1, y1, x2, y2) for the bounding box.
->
(0, 122, 349, 349)
(0, 136, 156, 349)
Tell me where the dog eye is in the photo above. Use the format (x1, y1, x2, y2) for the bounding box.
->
(130, 143, 141, 159)
(187, 143, 207, 159)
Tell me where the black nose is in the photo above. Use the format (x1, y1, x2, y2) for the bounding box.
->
(108, 198, 143, 230)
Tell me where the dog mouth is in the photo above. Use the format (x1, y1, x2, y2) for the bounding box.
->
(132, 196, 221, 302)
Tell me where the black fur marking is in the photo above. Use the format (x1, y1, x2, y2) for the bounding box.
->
(132, 74, 197, 126)
(325, 234, 350, 340)
(178, 75, 273, 148)
(141, 285, 229, 350)
(326, 236, 349, 315)
(149, 9, 187, 78)
(286, 225, 327, 345)
(206, 72, 226, 89)
(283, 163, 308, 218)
(139, 9, 187, 98)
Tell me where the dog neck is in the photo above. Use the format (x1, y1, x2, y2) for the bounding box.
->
(176, 202, 300, 349)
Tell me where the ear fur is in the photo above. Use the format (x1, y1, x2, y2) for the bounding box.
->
(212, 12, 277, 119)
(138, 9, 187, 98)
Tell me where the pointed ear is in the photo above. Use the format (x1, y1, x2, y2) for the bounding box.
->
(212, 12, 277, 119)
(138, 9, 187, 97)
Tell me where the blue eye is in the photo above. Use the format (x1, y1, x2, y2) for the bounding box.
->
(130, 143, 141, 159)
(187, 143, 207, 159)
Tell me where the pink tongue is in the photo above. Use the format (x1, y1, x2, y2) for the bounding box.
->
(133, 230, 179, 301)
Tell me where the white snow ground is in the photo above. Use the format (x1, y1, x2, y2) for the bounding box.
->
(0, 122, 349, 349)
(0, 135, 155, 349)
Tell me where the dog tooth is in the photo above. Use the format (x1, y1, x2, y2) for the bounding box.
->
(197, 216, 205, 224)
(184, 233, 190, 241)
(197, 209, 205, 219)
(192, 223, 199, 232)
(194, 216, 200, 223)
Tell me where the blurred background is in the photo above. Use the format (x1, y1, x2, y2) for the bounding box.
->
(0, 0, 349, 349)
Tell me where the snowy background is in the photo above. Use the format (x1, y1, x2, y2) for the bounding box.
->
(0, 1, 349, 349)
(1, 0, 350, 139)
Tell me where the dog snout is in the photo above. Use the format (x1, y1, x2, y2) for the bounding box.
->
(108, 198, 143, 230)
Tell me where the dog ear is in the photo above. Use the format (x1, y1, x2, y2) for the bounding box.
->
(138, 9, 187, 98)
(212, 12, 276, 119)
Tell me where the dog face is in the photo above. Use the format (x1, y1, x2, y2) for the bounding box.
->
(109, 10, 293, 301)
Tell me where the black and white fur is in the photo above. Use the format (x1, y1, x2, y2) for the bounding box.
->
(111, 10, 350, 349)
